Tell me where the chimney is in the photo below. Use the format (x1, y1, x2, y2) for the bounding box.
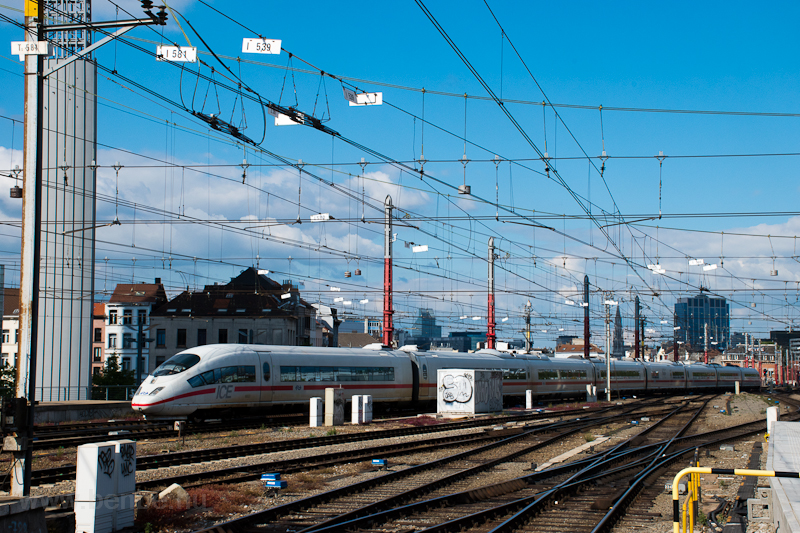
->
(155, 277, 161, 284)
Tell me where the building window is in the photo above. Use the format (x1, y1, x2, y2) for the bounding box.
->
(94, 328, 102, 343)
(138, 309, 147, 325)
(155, 355, 166, 368)
(123, 333, 133, 349)
(197, 329, 207, 346)
(1, 330, 8, 344)
(238, 329, 248, 344)
(93, 347, 102, 362)
(93, 367, 100, 375)
(108, 333, 117, 348)
(177, 329, 187, 348)
(14, 330, 17, 344)
(109, 310, 117, 324)
(122, 357, 131, 371)
(123, 310, 132, 325)
(218, 329, 228, 344)
(156, 329, 166, 348)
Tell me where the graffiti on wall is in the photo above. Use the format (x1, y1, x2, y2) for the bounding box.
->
(439, 373, 473, 403)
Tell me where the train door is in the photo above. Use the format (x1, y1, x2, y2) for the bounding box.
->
(415, 354, 431, 402)
(259, 352, 273, 403)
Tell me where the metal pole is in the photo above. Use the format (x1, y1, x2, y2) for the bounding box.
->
(605, 297, 611, 402)
(382, 196, 393, 347)
(13, 0, 45, 497)
(704, 323, 709, 364)
(673, 314, 679, 362)
(136, 319, 143, 385)
(583, 275, 590, 359)
(640, 315, 646, 360)
(524, 303, 531, 353)
(634, 295, 640, 360)
(487, 238, 496, 349)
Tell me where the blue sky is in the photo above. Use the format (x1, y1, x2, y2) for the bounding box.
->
(0, 1, 798, 346)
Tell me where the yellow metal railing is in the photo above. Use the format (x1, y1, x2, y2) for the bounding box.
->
(672, 466, 800, 533)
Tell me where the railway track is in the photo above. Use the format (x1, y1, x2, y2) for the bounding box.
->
(28, 413, 308, 450)
(136, 401, 671, 491)
(187, 398, 697, 533)
(191, 393, 788, 533)
(15, 403, 615, 489)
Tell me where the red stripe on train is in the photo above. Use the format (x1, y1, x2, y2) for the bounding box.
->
(132, 387, 216, 407)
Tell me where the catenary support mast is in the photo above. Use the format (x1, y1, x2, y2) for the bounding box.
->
(382, 195, 393, 347)
(583, 275, 590, 359)
(487, 237, 496, 349)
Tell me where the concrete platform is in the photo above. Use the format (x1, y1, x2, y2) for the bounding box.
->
(33, 401, 134, 424)
(767, 421, 800, 531)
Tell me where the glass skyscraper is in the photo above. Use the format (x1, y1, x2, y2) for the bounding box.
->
(674, 294, 730, 350)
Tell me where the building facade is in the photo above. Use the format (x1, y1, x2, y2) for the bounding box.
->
(148, 268, 316, 373)
(674, 294, 730, 350)
(1, 288, 19, 368)
(91, 303, 106, 376)
(104, 280, 168, 382)
(412, 309, 442, 338)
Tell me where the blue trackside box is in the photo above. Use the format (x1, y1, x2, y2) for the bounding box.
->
(261, 473, 281, 481)
(631, 420, 639, 425)
(372, 459, 386, 466)
(264, 480, 287, 489)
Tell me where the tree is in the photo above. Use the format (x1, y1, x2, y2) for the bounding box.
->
(0, 363, 15, 399)
(91, 354, 136, 400)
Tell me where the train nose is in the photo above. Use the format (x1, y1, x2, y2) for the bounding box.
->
(132, 387, 166, 414)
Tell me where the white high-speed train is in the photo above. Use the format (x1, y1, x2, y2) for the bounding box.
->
(131, 344, 762, 419)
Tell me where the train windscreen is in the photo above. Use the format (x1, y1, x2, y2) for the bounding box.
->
(153, 353, 201, 376)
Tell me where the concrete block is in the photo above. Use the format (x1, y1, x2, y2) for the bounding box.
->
(158, 483, 189, 505)
(109, 440, 136, 495)
(767, 406, 779, 435)
(362, 395, 373, 423)
(437, 369, 502, 415)
(526, 390, 533, 409)
(309, 397, 323, 427)
(75, 497, 115, 533)
(75, 443, 118, 502)
(351, 395, 363, 424)
(0, 507, 45, 533)
(324, 388, 344, 426)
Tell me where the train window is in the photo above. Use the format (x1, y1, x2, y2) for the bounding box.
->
(153, 353, 200, 376)
(672, 372, 685, 379)
(651, 371, 659, 378)
(300, 366, 319, 382)
(240, 366, 256, 382)
(538, 370, 558, 380)
(218, 365, 256, 383)
(187, 375, 205, 388)
(611, 370, 639, 378)
(201, 369, 219, 385)
(220, 366, 238, 383)
(560, 370, 587, 380)
(281, 367, 298, 382)
(279, 366, 395, 382)
(263, 362, 271, 381)
(501, 368, 527, 380)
